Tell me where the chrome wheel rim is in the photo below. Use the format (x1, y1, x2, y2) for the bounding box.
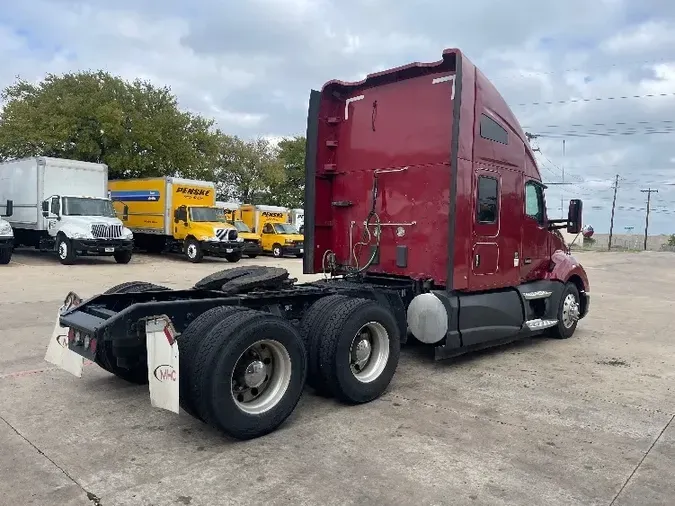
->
(349, 321, 389, 383)
(562, 293, 580, 328)
(273, 247, 281, 257)
(187, 244, 197, 258)
(58, 241, 68, 259)
(231, 339, 292, 415)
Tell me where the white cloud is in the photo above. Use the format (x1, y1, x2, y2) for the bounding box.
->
(0, 1, 674, 233)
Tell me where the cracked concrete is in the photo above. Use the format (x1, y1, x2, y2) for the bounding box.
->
(0, 249, 673, 505)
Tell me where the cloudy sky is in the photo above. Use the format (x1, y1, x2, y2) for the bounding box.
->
(1, 0, 674, 234)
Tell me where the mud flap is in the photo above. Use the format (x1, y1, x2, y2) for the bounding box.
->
(44, 292, 84, 377)
(145, 316, 180, 414)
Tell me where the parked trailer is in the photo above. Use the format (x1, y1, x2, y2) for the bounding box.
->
(46, 48, 590, 440)
(109, 177, 244, 263)
(0, 157, 134, 265)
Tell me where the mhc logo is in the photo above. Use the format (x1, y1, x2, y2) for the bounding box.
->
(176, 187, 211, 197)
(153, 364, 177, 382)
(262, 212, 285, 218)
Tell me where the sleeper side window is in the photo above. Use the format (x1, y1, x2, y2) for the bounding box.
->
(476, 176, 498, 224)
(480, 114, 508, 145)
(525, 181, 545, 224)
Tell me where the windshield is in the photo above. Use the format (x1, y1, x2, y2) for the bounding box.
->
(274, 223, 299, 234)
(63, 197, 116, 217)
(233, 220, 250, 232)
(189, 207, 221, 222)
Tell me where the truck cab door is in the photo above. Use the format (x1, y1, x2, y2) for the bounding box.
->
(520, 179, 550, 282)
(260, 223, 274, 251)
(174, 206, 189, 239)
(43, 196, 61, 236)
(469, 170, 500, 290)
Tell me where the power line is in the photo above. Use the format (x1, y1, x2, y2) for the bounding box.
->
(522, 119, 674, 130)
(534, 129, 675, 139)
(513, 91, 675, 107)
(608, 174, 619, 251)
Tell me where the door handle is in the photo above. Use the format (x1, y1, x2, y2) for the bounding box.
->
(474, 254, 480, 267)
(524, 258, 532, 264)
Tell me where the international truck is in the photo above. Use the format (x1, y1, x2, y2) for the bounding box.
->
(0, 200, 13, 264)
(0, 157, 134, 265)
(215, 201, 263, 258)
(109, 177, 244, 263)
(289, 208, 305, 234)
(239, 204, 304, 258)
(45, 48, 590, 441)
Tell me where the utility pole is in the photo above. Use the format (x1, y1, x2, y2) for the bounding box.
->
(640, 188, 658, 251)
(608, 174, 619, 251)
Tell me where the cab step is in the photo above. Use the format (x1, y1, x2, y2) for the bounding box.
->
(522, 290, 553, 300)
(525, 318, 558, 330)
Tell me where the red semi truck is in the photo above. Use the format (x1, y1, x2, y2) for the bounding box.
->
(46, 48, 589, 440)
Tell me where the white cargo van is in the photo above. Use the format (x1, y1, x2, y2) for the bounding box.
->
(0, 200, 13, 264)
(0, 157, 134, 265)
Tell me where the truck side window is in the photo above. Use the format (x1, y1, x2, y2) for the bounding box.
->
(262, 224, 274, 234)
(476, 176, 498, 223)
(50, 197, 60, 215)
(525, 182, 544, 223)
(480, 114, 508, 145)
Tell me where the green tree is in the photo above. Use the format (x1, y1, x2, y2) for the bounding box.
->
(267, 136, 306, 209)
(213, 135, 285, 204)
(668, 234, 675, 247)
(0, 71, 219, 179)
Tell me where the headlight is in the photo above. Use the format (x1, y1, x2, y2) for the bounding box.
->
(237, 237, 244, 243)
(122, 227, 133, 239)
(0, 222, 12, 236)
(285, 239, 294, 244)
(201, 236, 219, 242)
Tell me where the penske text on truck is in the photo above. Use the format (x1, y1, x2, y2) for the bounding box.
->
(0, 156, 134, 265)
(239, 204, 304, 258)
(109, 177, 244, 263)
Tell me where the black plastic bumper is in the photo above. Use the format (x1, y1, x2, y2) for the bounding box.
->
(0, 237, 13, 249)
(73, 238, 134, 255)
(202, 241, 244, 256)
(243, 241, 262, 255)
(282, 244, 304, 256)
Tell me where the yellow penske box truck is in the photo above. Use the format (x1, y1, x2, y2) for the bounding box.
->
(239, 204, 304, 258)
(215, 201, 263, 258)
(108, 177, 244, 263)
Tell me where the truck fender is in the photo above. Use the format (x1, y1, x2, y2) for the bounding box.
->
(54, 222, 92, 240)
(545, 250, 590, 294)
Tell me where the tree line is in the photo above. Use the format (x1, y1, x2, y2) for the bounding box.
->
(0, 71, 305, 208)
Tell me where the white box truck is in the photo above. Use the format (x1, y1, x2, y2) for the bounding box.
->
(289, 208, 304, 234)
(0, 200, 13, 264)
(0, 157, 134, 265)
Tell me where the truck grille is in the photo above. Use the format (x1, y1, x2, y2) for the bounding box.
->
(91, 224, 123, 239)
(215, 228, 238, 241)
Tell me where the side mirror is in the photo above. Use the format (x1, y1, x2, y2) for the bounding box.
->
(41, 201, 49, 212)
(122, 205, 129, 221)
(174, 209, 180, 223)
(2, 200, 13, 218)
(567, 199, 583, 234)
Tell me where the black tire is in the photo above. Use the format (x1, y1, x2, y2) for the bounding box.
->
(56, 234, 76, 265)
(549, 282, 581, 339)
(295, 253, 303, 259)
(316, 297, 400, 404)
(184, 237, 204, 263)
(0, 247, 11, 265)
(114, 250, 133, 264)
(299, 294, 350, 392)
(272, 244, 283, 258)
(177, 305, 247, 419)
(225, 250, 243, 263)
(190, 310, 307, 440)
(195, 265, 278, 290)
(247, 254, 258, 259)
(193, 265, 289, 292)
(96, 281, 171, 382)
